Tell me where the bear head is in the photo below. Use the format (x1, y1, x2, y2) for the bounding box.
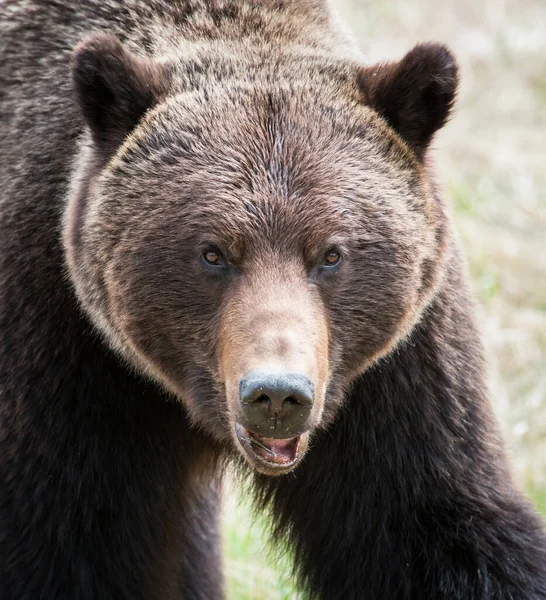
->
(64, 33, 458, 475)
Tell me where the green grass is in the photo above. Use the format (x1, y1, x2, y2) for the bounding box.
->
(222, 0, 546, 596)
(222, 480, 300, 600)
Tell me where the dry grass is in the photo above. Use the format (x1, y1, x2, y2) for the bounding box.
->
(222, 1, 546, 596)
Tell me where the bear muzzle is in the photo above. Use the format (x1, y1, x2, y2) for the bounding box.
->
(234, 372, 315, 474)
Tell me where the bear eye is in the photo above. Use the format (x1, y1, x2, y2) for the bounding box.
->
(202, 248, 223, 267)
(323, 249, 342, 267)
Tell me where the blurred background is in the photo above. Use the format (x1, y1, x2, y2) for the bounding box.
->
(223, 0, 546, 597)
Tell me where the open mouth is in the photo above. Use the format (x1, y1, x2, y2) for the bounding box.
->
(235, 423, 308, 474)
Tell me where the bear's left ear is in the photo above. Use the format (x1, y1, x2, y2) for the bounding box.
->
(357, 43, 459, 159)
(72, 33, 169, 153)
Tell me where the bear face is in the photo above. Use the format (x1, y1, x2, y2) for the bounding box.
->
(65, 34, 456, 475)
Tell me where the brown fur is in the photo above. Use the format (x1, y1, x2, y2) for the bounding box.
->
(1, 1, 545, 599)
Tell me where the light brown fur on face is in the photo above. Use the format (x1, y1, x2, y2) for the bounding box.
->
(218, 259, 330, 471)
(219, 265, 330, 406)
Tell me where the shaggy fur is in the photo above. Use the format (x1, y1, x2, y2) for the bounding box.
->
(1, 1, 545, 599)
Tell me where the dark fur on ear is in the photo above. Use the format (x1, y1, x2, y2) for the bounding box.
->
(72, 33, 169, 153)
(358, 43, 459, 159)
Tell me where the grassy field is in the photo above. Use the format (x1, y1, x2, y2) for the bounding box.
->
(222, 0, 546, 597)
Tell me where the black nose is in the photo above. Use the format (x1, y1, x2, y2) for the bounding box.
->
(239, 372, 314, 438)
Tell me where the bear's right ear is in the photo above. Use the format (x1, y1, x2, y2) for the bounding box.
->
(72, 33, 168, 153)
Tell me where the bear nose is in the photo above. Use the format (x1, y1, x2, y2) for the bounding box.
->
(239, 372, 314, 438)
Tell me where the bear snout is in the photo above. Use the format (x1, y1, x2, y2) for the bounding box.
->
(238, 371, 315, 438)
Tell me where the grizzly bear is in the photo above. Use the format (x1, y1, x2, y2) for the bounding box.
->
(1, 0, 545, 599)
